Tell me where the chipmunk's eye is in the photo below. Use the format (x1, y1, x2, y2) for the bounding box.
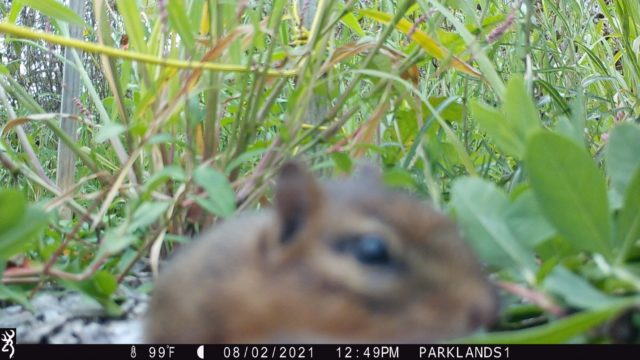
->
(333, 234, 392, 266)
(354, 234, 391, 265)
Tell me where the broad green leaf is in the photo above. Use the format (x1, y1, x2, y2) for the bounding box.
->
(331, 152, 353, 173)
(456, 304, 627, 343)
(167, 0, 196, 52)
(425, 96, 464, 123)
(341, 12, 365, 37)
(95, 123, 126, 143)
(472, 76, 541, 159)
(0, 189, 27, 234)
(147, 133, 175, 145)
(98, 224, 137, 257)
(450, 177, 537, 278)
(616, 167, 640, 262)
(130, 201, 170, 230)
(0, 207, 49, 260)
(141, 166, 186, 199)
(18, 0, 86, 27)
(93, 270, 118, 297)
(606, 123, 640, 197)
(544, 267, 623, 309)
(471, 101, 524, 157)
(504, 190, 556, 247)
(554, 116, 583, 146)
(193, 166, 236, 218)
(567, 90, 586, 144)
(526, 132, 613, 259)
(503, 75, 540, 141)
(382, 168, 416, 189)
(60, 279, 123, 316)
(116, 0, 149, 54)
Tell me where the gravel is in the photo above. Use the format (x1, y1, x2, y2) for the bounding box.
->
(0, 268, 151, 344)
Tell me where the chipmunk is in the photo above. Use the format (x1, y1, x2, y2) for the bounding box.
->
(145, 162, 497, 343)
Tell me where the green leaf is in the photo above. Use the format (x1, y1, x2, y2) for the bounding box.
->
(130, 201, 170, 230)
(616, 167, 640, 263)
(18, 0, 86, 27)
(382, 168, 416, 189)
(0, 207, 49, 260)
(544, 267, 623, 309)
(60, 279, 123, 316)
(526, 132, 613, 259)
(95, 123, 126, 143)
(456, 304, 627, 343)
(503, 75, 540, 142)
(192, 166, 236, 218)
(8, 1, 26, 23)
(331, 152, 353, 174)
(140, 165, 185, 199)
(93, 270, 118, 297)
(167, 0, 196, 52)
(340, 11, 365, 37)
(504, 190, 556, 248)
(471, 76, 540, 159)
(450, 177, 537, 279)
(0, 283, 32, 309)
(425, 96, 464, 123)
(606, 123, 640, 198)
(0, 189, 27, 234)
(98, 224, 137, 257)
(553, 116, 583, 146)
(535, 79, 570, 114)
(0, 262, 31, 309)
(471, 100, 523, 158)
(568, 90, 586, 144)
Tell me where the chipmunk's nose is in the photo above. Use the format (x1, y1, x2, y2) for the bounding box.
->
(467, 288, 499, 329)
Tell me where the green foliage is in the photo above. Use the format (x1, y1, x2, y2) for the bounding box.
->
(16, 0, 87, 27)
(606, 123, 640, 201)
(451, 178, 538, 280)
(471, 75, 540, 159)
(617, 168, 640, 263)
(192, 166, 236, 219)
(458, 303, 630, 344)
(0, 189, 49, 260)
(526, 132, 612, 259)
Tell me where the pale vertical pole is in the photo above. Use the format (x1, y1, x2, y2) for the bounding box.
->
(56, 0, 85, 219)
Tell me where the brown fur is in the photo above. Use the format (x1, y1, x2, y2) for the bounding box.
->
(145, 162, 497, 343)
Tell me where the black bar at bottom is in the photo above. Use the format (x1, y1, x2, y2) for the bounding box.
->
(12, 344, 640, 360)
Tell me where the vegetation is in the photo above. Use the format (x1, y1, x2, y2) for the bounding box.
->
(1, 0, 640, 343)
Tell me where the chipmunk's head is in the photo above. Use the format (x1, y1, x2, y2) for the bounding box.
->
(257, 161, 498, 342)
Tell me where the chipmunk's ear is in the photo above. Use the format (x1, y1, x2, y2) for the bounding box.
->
(275, 161, 323, 243)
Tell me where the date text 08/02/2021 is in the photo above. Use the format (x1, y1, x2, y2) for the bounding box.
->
(218, 345, 510, 359)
